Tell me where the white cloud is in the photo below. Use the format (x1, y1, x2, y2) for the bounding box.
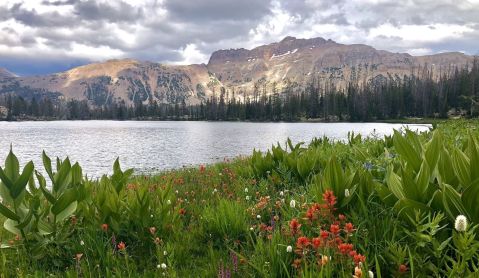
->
(174, 43, 208, 65)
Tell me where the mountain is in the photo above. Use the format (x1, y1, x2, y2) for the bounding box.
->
(0, 68, 16, 79)
(0, 36, 475, 106)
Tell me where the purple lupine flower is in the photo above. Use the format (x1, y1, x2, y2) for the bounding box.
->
(225, 268, 231, 278)
(230, 252, 238, 273)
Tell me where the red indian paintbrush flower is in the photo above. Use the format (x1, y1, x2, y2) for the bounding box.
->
(290, 218, 301, 235)
(322, 190, 337, 207)
(345, 222, 354, 233)
(320, 230, 329, 239)
(330, 224, 340, 235)
(312, 237, 321, 249)
(101, 223, 108, 232)
(296, 236, 310, 249)
(117, 241, 126, 251)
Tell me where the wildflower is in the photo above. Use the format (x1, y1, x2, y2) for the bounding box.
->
(213, 188, 218, 194)
(320, 255, 329, 265)
(256, 215, 261, 219)
(157, 264, 161, 269)
(330, 224, 340, 235)
(353, 253, 366, 266)
(399, 264, 408, 273)
(167, 199, 172, 205)
(244, 187, 248, 193)
(117, 241, 126, 251)
(320, 230, 329, 239)
(454, 215, 468, 232)
(154, 237, 161, 244)
(245, 196, 250, 201)
(368, 270, 374, 278)
(290, 199, 296, 208)
(150, 214, 154, 218)
(179, 208, 186, 215)
(163, 251, 168, 256)
(199, 164, 205, 173)
(286, 245, 293, 253)
(338, 243, 353, 254)
(322, 190, 337, 207)
(290, 219, 301, 235)
(338, 214, 346, 221)
(345, 189, 350, 197)
(161, 263, 167, 269)
(312, 237, 321, 249)
(345, 222, 354, 233)
(149, 227, 157, 235)
(354, 266, 362, 278)
(80, 240, 85, 246)
(292, 259, 302, 269)
(101, 223, 108, 232)
(250, 227, 254, 231)
(296, 236, 310, 249)
(75, 253, 83, 261)
(279, 191, 284, 196)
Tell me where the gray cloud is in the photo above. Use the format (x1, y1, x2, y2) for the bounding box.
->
(0, 0, 478, 76)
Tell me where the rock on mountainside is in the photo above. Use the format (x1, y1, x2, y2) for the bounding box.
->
(0, 36, 475, 106)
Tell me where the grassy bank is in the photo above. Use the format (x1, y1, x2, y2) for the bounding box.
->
(0, 120, 478, 277)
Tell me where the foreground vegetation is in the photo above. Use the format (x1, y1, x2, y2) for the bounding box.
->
(0, 120, 479, 277)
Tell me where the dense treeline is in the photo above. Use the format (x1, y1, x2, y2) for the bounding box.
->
(1, 59, 478, 121)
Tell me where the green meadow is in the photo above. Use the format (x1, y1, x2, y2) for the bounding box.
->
(1, 120, 479, 277)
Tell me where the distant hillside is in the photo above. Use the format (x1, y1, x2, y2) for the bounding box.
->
(0, 36, 475, 106)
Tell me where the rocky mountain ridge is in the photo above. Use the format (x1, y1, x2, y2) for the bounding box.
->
(0, 36, 475, 106)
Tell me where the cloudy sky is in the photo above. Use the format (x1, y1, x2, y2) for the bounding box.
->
(1, 0, 478, 76)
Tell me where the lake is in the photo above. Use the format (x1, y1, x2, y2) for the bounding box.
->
(0, 121, 430, 177)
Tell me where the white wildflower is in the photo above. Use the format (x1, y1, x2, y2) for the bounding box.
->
(289, 199, 296, 208)
(250, 227, 254, 231)
(163, 251, 168, 256)
(279, 191, 284, 197)
(80, 240, 84, 246)
(161, 263, 167, 269)
(368, 270, 374, 278)
(244, 188, 248, 193)
(167, 199, 171, 205)
(286, 245, 293, 253)
(256, 215, 261, 219)
(345, 189, 350, 198)
(245, 196, 251, 201)
(455, 215, 468, 232)
(157, 264, 161, 269)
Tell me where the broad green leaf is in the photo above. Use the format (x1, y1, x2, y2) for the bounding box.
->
(11, 161, 33, 199)
(71, 162, 82, 186)
(393, 130, 421, 171)
(36, 172, 55, 204)
(55, 201, 77, 223)
(0, 202, 20, 221)
(442, 184, 467, 220)
(415, 160, 430, 197)
(386, 168, 405, 200)
(462, 179, 479, 223)
(451, 149, 470, 188)
(4, 149, 19, 181)
(4, 219, 20, 234)
(51, 188, 77, 216)
(42, 151, 54, 181)
(0, 167, 14, 191)
(15, 209, 33, 230)
(424, 131, 441, 172)
(53, 157, 71, 192)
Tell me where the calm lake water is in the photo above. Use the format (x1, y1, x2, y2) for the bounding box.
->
(0, 121, 430, 177)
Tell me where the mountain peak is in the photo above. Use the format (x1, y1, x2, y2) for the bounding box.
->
(281, 36, 297, 42)
(0, 67, 17, 78)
